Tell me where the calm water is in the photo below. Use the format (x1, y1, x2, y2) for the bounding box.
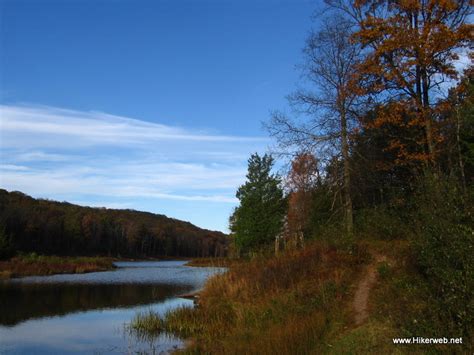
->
(0, 260, 224, 354)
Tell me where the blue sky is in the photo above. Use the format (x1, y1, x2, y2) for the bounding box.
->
(0, 0, 319, 232)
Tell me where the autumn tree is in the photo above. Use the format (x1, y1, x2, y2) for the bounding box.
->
(267, 16, 362, 235)
(230, 153, 286, 254)
(286, 153, 320, 245)
(334, 0, 473, 165)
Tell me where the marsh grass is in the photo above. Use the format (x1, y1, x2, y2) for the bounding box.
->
(126, 309, 166, 342)
(133, 241, 369, 354)
(126, 307, 199, 344)
(0, 253, 115, 278)
(185, 257, 237, 268)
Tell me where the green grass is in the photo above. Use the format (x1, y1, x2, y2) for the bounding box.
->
(129, 309, 165, 332)
(367, 242, 473, 354)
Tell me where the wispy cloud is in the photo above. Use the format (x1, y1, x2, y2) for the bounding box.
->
(15, 151, 70, 162)
(0, 164, 30, 171)
(0, 104, 267, 148)
(0, 104, 268, 231)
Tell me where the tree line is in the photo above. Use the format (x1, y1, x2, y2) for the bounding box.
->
(0, 189, 228, 259)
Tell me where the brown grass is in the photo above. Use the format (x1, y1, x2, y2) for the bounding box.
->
(0, 254, 115, 279)
(164, 240, 370, 354)
(185, 257, 240, 268)
(127, 238, 471, 354)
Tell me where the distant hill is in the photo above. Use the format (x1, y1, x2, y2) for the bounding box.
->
(0, 189, 228, 258)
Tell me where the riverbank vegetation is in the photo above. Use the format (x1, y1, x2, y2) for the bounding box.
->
(130, 240, 367, 353)
(0, 253, 115, 279)
(184, 257, 237, 268)
(130, 0, 473, 352)
(131, 234, 472, 353)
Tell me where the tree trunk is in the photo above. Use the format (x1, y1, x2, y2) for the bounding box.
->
(455, 106, 467, 192)
(340, 110, 353, 236)
(421, 68, 435, 162)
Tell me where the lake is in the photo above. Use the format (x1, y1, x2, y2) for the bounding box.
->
(0, 260, 225, 354)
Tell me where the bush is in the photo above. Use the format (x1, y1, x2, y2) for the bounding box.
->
(413, 174, 474, 340)
(354, 206, 411, 240)
(377, 261, 391, 279)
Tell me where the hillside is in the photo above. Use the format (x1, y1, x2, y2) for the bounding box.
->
(0, 189, 228, 258)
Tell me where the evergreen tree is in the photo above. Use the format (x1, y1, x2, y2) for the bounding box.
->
(230, 153, 286, 254)
(0, 228, 13, 260)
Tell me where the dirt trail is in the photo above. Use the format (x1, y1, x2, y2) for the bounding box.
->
(353, 254, 387, 326)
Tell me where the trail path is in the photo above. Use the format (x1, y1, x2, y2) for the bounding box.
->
(353, 254, 387, 326)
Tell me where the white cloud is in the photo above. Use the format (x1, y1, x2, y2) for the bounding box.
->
(0, 104, 267, 148)
(15, 151, 70, 162)
(0, 104, 266, 230)
(0, 164, 30, 171)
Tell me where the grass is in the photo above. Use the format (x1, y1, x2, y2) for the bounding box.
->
(367, 241, 474, 353)
(185, 257, 238, 268)
(129, 240, 370, 353)
(0, 253, 115, 279)
(129, 309, 165, 332)
(126, 238, 472, 354)
(325, 239, 472, 354)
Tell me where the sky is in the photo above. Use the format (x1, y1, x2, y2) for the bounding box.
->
(0, 0, 319, 232)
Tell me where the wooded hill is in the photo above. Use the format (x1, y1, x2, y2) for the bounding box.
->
(0, 189, 228, 258)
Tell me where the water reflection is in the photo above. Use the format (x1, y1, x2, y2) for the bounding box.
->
(0, 298, 191, 354)
(0, 282, 190, 326)
(0, 260, 224, 354)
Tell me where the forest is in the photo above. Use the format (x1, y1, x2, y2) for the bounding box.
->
(0, 189, 228, 258)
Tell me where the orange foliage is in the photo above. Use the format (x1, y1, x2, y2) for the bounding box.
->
(286, 153, 319, 237)
(352, 0, 473, 164)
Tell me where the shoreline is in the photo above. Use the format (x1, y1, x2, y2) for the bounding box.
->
(0, 254, 229, 279)
(184, 257, 236, 268)
(0, 255, 116, 279)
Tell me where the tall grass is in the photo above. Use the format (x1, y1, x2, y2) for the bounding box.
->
(185, 257, 237, 268)
(132, 241, 369, 354)
(0, 253, 115, 278)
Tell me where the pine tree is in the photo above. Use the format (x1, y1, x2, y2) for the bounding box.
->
(230, 153, 286, 254)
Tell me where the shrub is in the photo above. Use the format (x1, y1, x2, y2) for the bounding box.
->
(354, 206, 411, 240)
(377, 261, 391, 279)
(413, 174, 474, 340)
